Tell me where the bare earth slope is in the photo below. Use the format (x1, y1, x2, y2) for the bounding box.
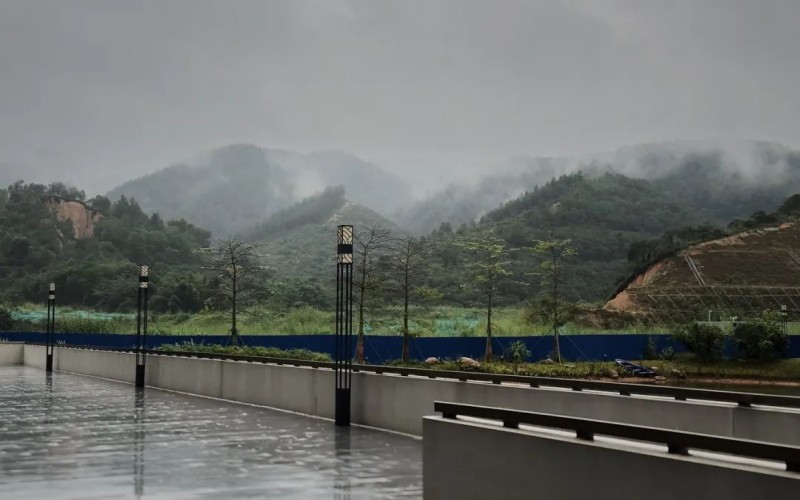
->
(48, 196, 103, 239)
(605, 222, 800, 320)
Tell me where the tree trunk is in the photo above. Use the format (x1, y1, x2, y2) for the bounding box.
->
(552, 250, 561, 364)
(356, 301, 365, 363)
(402, 293, 410, 363)
(230, 264, 239, 347)
(485, 294, 493, 362)
(402, 263, 410, 363)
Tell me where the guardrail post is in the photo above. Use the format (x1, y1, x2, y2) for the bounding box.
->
(135, 265, 149, 389)
(45, 282, 55, 372)
(335, 225, 354, 427)
(667, 444, 689, 455)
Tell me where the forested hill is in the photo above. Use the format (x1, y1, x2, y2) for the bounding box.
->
(0, 182, 211, 311)
(107, 144, 411, 237)
(422, 172, 701, 305)
(241, 173, 695, 306)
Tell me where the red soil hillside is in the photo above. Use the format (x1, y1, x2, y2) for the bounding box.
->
(605, 222, 800, 321)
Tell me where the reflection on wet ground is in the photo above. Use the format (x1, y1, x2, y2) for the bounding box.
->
(0, 367, 422, 499)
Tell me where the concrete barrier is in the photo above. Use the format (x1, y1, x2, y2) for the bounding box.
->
(21, 345, 800, 445)
(351, 370, 800, 444)
(0, 343, 23, 365)
(422, 416, 800, 500)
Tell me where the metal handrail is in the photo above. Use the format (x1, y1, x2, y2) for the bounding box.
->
(34, 343, 800, 410)
(433, 401, 800, 472)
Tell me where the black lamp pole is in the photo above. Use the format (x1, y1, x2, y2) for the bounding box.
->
(782, 305, 788, 337)
(335, 225, 354, 426)
(45, 282, 55, 372)
(135, 265, 149, 388)
(133, 390, 145, 495)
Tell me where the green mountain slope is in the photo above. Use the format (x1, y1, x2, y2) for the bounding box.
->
(423, 172, 700, 305)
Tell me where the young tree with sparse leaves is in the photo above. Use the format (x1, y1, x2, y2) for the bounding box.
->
(458, 234, 511, 361)
(387, 235, 434, 362)
(530, 239, 577, 363)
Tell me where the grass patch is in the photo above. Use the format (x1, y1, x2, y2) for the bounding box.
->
(647, 357, 800, 381)
(389, 355, 800, 382)
(8, 304, 798, 338)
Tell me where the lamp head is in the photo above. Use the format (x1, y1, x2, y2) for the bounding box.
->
(337, 225, 353, 264)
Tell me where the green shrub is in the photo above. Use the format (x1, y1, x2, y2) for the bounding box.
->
(505, 340, 531, 370)
(658, 346, 675, 361)
(507, 341, 531, 363)
(673, 323, 726, 360)
(643, 336, 658, 360)
(0, 307, 13, 331)
(733, 312, 789, 360)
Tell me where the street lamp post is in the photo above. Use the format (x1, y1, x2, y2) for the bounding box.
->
(335, 225, 354, 426)
(45, 282, 55, 372)
(781, 305, 788, 337)
(135, 265, 149, 389)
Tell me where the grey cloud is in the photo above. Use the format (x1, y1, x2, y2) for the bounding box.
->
(0, 0, 798, 194)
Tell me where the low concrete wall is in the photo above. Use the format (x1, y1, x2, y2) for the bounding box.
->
(0, 343, 23, 365)
(423, 416, 800, 500)
(24, 346, 800, 445)
(352, 369, 800, 444)
(23, 343, 46, 369)
(56, 346, 136, 383)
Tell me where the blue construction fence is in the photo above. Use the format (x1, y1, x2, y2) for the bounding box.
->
(4, 331, 800, 363)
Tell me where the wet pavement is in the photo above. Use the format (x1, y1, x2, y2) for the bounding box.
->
(0, 367, 422, 499)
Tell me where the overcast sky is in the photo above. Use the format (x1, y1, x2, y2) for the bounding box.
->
(1, 0, 799, 194)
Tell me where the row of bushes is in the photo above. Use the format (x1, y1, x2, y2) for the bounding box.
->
(157, 341, 332, 362)
(673, 312, 789, 361)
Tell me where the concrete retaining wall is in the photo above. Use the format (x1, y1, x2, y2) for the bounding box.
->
(56, 346, 136, 383)
(21, 346, 800, 445)
(422, 416, 800, 500)
(0, 343, 23, 365)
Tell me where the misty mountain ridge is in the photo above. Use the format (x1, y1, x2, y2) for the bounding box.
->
(398, 139, 800, 233)
(106, 143, 412, 237)
(249, 186, 404, 283)
(243, 185, 404, 242)
(19, 138, 800, 241)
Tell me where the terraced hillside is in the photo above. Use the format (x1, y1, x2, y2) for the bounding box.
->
(606, 222, 800, 322)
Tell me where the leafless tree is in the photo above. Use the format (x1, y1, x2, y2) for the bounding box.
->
(203, 237, 266, 346)
(353, 225, 393, 362)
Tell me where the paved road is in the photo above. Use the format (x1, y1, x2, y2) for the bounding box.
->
(0, 366, 422, 499)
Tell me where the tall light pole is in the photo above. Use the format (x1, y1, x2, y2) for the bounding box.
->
(135, 265, 149, 388)
(45, 282, 55, 372)
(335, 225, 354, 426)
(782, 305, 788, 337)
